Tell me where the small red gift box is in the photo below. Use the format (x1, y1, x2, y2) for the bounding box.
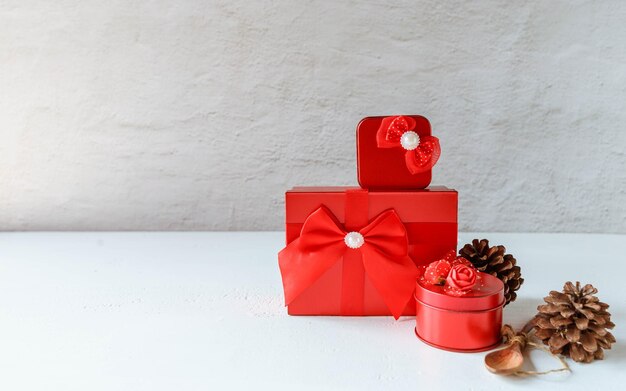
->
(414, 272, 504, 352)
(278, 186, 457, 318)
(356, 115, 441, 190)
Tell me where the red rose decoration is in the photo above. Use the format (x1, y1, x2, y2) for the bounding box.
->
(445, 264, 477, 292)
(423, 259, 451, 285)
(421, 252, 480, 296)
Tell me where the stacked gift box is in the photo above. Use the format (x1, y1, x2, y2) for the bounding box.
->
(278, 115, 504, 352)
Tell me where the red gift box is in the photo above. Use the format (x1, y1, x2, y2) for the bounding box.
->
(279, 186, 457, 318)
(357, 115, 440, 190)
(414, 272, 504, 352)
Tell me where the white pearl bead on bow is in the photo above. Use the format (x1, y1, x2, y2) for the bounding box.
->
(344, 232, 365, 249)
(400, 131, 420, 151)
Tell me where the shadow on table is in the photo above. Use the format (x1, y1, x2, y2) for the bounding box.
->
(605, 340, 625, 363)
(502, 296, 541, 329)
(602, 306, 624, 364)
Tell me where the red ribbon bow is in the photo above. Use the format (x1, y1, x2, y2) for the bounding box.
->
(376, 115, 441, 174)
(278, 206, 418, 319)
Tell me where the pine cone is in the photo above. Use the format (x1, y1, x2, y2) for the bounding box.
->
(532, 281, 616, 363)
(458, 239, 523, 306)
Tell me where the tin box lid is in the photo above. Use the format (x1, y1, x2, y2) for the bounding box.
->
(415, 272, 504, 311)
(288, 186, 456, 193)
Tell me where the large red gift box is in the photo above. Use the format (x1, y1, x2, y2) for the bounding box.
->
(279, 186, 457, 317)
(356, 115, 441, 190)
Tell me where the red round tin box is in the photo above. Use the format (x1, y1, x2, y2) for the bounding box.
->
(414, 272, 505, 352)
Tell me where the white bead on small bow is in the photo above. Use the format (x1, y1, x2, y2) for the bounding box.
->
(400, 131, 420, 151)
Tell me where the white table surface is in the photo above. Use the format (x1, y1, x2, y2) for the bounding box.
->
(0, 232, 623, 390)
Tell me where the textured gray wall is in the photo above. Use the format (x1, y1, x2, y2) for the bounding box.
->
(1, 1, 625, 232)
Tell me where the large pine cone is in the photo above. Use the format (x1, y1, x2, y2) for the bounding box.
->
(458, 239, 523, 306)
(532, 281, 615, 363)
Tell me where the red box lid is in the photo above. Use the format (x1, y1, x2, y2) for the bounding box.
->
(415, 273, 504, 311)
(357, 115, 435, 190)
(285, 186, 457, 224)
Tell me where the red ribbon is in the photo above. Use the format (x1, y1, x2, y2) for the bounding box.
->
(278, 206, 418, 319)
(376, 115, 441, 174)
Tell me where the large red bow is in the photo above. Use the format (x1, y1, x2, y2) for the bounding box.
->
(278, 206, 418, 319)
(376, 115, 441, 174)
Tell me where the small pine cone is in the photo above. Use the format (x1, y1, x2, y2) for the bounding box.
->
(532, 281, 616, 363)
(458, 239, 523, 306)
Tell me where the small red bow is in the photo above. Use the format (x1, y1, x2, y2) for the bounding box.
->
(376, 115, 441, 174)
(278, 206, 418, 319)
